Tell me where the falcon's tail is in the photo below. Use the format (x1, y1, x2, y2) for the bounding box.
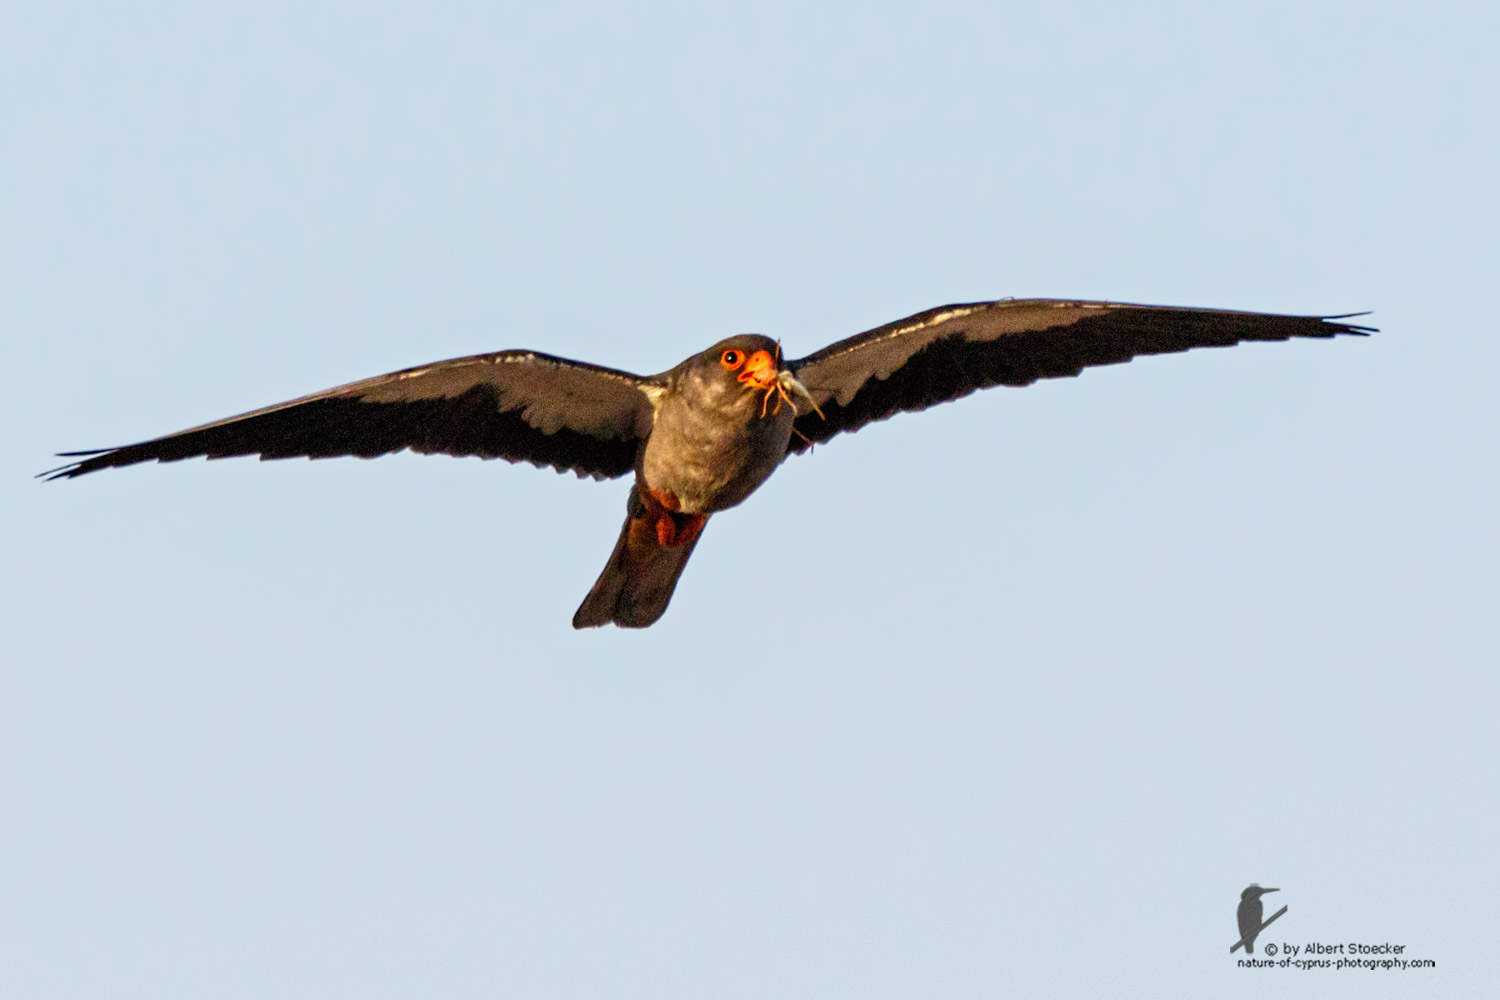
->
(572, 490, 707, 629)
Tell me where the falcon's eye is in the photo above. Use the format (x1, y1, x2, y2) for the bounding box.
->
(720, 350, 744, 369)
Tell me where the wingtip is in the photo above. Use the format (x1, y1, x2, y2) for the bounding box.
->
(1321, 312, 1377, 335)
(37, 448, 111, 481)
(36, 462, 80, 482)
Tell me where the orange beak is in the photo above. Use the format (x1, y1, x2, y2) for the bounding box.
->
(736, 349, 778, 390)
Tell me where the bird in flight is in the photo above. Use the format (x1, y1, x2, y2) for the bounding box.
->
(45, 298, 1370, 628)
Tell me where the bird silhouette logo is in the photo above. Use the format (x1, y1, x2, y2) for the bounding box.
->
(1231, 885, 1287, 953)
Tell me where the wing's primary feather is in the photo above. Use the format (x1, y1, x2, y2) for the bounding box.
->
(44, 350, 654, 481)
(786, 299, 1373, 452)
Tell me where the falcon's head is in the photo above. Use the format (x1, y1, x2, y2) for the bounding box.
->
(700, 335, 821, 420)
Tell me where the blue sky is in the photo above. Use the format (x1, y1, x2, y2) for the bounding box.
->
(4, 1, 1496, 996)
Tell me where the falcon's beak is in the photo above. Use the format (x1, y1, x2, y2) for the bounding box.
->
(737, 347, 825, 421)
(736, 350, 779, 391)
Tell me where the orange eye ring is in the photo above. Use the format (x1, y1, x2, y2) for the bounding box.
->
(720, 349, 744, 369)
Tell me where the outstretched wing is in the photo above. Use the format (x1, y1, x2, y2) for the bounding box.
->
(45, 350, 655, 481)
(786, 299, 1373, 452)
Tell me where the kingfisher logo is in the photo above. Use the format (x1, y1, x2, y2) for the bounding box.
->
(1228, 884, 1435, 971)
(1231, 884, 1287, 954)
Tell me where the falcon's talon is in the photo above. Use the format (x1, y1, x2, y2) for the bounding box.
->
(655, 516, 676, 547)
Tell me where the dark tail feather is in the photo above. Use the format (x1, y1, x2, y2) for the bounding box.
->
(572, 495, 707, 629)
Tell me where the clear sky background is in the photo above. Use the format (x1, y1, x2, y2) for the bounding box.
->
(4, 2, 1496, 997)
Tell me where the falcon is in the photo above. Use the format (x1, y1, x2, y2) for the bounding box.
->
(44, 298, 1371, 628)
